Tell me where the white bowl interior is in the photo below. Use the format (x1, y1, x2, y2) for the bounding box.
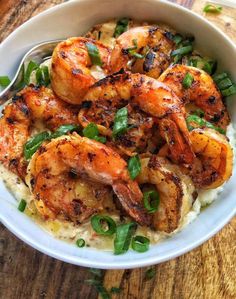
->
(0, 0, 235, 269)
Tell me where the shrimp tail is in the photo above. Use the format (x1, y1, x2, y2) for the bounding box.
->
(113, 181, 152, 226)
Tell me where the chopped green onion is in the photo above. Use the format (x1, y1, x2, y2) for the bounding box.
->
(110, 287, 122, 294)
(113, 18, 129, 38)
(114, 222, 137, 255)
(172, 34, 183, 45)
(130, 52, 145, 59)
(51, 124, 80, 139)
(86, 42, 102, 66)
(182, 72, 194, 89)
(217, 78, 233, 90)
(124, 39, 144, 59)
(143, 190, 160, 213)
(112, 107, 128, 138)
(145, 267, 156, 280)
(41, 65, 50, 86)
(131, 235, 150, 253)
(18, 199, 27, 212)
(91, 215, 116, 236)
(186, 115, 225, 134)
(83, 123, 106, 143)
(0, 76, 11, 88)
(76, 238, 85, 248)
(93, 135, 107, 143)
(25, 61, 39, 84)
(203, 59, 217, 75)
(171, 45, 193, 57)
(221, 84, 236, 97)
(213, 72, 228, 84)
(128, 155, 141, 180)
(203, 4, 222, 13)
(23, 131, 51, 160)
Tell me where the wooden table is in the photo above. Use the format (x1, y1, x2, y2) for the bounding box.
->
(0, 1, 235, 298)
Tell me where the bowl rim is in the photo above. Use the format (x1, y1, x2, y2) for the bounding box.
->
(0, 0, 235, 269)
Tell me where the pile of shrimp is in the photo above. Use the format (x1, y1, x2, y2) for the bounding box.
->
(0, 19, 233, 236)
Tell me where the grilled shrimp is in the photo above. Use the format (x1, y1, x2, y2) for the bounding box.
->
(79, 99, 157, 157)
(137, 156, 195, 233)
(27, 133, 151, 225)
(0, 86, 78, 179)
(110, 26, 175, 78)
(159, 128, 233, 189)
(189, 128, 233, 189)
(159, 64, 230, 129)
(81, 71, 194, 164)
(51, 37, 111, 105)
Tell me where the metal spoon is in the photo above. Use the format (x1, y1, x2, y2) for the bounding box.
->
(0, 39, 63, 104)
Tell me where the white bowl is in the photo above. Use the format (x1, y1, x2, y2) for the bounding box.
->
(0, 0, 235, 269)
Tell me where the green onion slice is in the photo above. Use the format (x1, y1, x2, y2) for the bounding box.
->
(186, 114, 226, 135)
(171, 45, 193, 57)
(131, 235, 150, 253)
(91, 215, 116, 236)
(112, 107, 128, 138)
(213, 72, 228, 84)
(18, 199, 27, 212)
(76, 238, 85, 248)
(182, 72, 194, 89)
(23, 131, 51, 160)
(217, 78, 233, 90)
(221, 84, 236, 97)
(25, 61, 39, 84)
(83, 123, 106, 143)
(0, 76, 11, 88)
(51, 124, 80, 139)
(145, 267, 156, 280)
(143, 190, 160, 213)
(192, 108, 204, 118)
(86, 42, 103, 66)
(128, 155, 141, 180)
(203, 4, 222, 13)
(113, 18, 129, 38)
(172, 34, 183, 45)
(114, 222, 137, 255)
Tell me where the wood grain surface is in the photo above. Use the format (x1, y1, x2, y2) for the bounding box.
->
(0, 1, 236, 298)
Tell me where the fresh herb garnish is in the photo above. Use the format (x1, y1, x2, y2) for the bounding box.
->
(0, 75, 11, 88)
(125, 39, 145, 59)
(23, 131, 51, 160)
(91, 215, 116, 236)
(213, 72, 236, 97)
(18, 199, 27, 212)
(131, 235, 150, 253)
(83, 123, 106, 143)
(112, 107, 128, 138)
(144, 267, 156, 280)
(113, 18, 129, 38)
(25, 61, 39, 84)
(76, 238, 85, 248)
(171, 45, 193, 57)
(182, 72, 194, 89)
(192, 108, 204, 118)
(128, 155, 141, 180)
(23, 124, 80, 160)
(203, 4, 222, 13)
(114, 222, 137, 255)
(86, 42, 103, 66)
(186, 114, 225, 134)
(143, 190, 160, 213)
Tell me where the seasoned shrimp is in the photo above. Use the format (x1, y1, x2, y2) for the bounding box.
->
(51, 37, 111, 104)
(110, 26, 175, 78)
(79, 99, 157, 157)
(137, 156, 195, 233)
(159, 128, 233, 189)
(159, 64, 230, 129)
(0, 86, 78, 179)
(82, 71, 195, 164)
(188, 128, 233, 189)
(27, 134, 151, 225)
